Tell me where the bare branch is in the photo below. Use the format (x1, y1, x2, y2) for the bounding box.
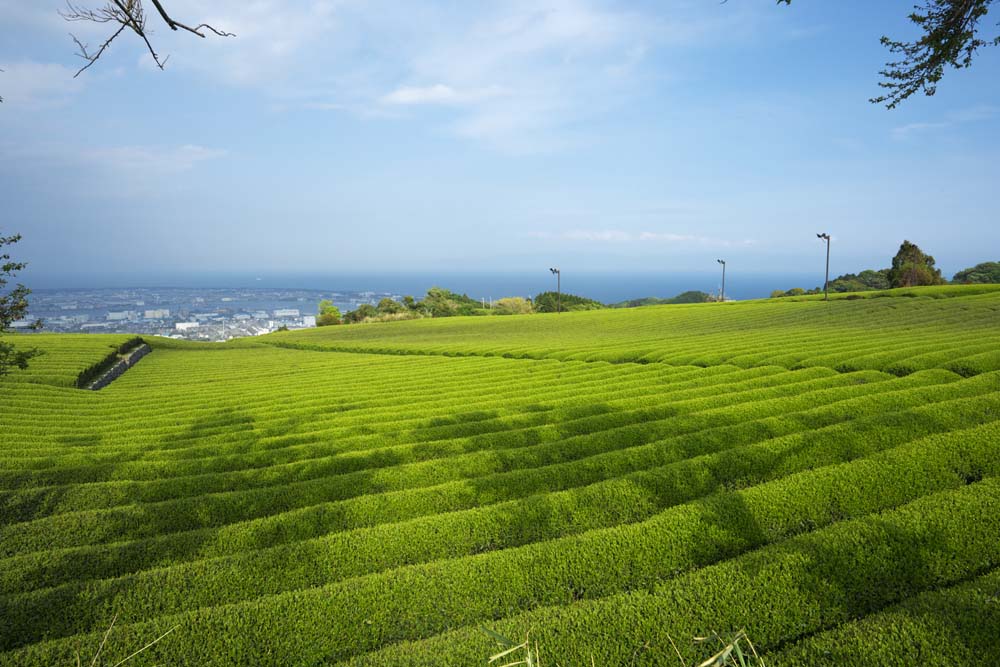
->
(58, 1, 232, 77)
(69, 23, 129, 77)
(148, 0, 234, 38)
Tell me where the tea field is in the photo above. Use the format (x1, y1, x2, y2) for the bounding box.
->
(0, 286, 998, 666)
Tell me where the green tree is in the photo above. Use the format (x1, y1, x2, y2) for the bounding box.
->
(952, 261, 1000, 283)
(888, 240, 946, 288)
(827, 269, 892, 293)
(377, 298, 405, 315)
(316, 300, 342, 326)
(534, 291, 603, 313)
(343, 303, 378, 323)
(0, 233, 41, 376)
(780, 0, 999, 108)
(492, 297, 534, 315)
(421, 288, 455, 317)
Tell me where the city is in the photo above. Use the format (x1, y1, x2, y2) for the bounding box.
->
(15, 287, 403, 341)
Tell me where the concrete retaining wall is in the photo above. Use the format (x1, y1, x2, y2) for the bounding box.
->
(89, 344, 152, 390)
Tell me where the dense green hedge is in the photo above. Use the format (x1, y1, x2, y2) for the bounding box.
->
(338, 476, 1000, 667)
(4, 418, 998, 650)
(5, 457, 1000, 665)
(766, 567, 1000, 665)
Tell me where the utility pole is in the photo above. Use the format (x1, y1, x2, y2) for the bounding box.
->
(716, 259, 726, 302)
(549, 267, 561, 313)
(817, 233, 831, 301)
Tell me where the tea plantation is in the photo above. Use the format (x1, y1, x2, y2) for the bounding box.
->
(1, 285, 998, 666)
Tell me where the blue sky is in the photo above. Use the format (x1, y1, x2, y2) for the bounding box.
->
(2, 0, 998, 287)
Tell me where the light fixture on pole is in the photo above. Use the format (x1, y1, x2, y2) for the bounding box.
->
(816, 233, 831, 301)
(716, 259, 726, 302)
(549, 267, 561, 313)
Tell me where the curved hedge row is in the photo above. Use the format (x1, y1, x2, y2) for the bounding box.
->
(1, 291, 998, 665)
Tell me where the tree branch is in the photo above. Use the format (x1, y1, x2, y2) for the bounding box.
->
(148, 0, 234, 38)
(58, 1, 233, 77)
(69, 23, 129, 77)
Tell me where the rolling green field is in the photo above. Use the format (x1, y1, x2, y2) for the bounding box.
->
(1, 286, 998, 666)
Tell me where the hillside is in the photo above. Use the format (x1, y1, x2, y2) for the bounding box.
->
(1, 286, 999, 666)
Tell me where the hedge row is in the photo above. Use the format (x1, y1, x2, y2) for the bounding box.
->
(4, 416, 998, 650)
(0, 370, 971, 557)
(3, 384, 997, 600)
(766, 567, 1000, 665)
(4, 437, 999, 665)
(262, 288, 1000, 373)
(0, 364, 819, 475)
(335, 476, 1000, 667)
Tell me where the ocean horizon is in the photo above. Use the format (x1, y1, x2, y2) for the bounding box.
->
(29, 271, 824, 303)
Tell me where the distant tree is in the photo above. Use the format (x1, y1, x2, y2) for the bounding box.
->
(0, 233, 41, 377)
(785, 288, 806, 297)
(534, 292, 604, 313)
(952, 261, 1000, 283)
(419, 287, 483, 317)
(611, 291, 715, 307)
(779, 0, 999, 108)
(402, 295, 419, 311)
(343, 303, 378, 324)
(888, 240, 946, 287)
(667, 290, 714, 304)
(376, 298, 406, 315)
(492, 297, 534, 315)
(770, 289, 787, 299)
(316, 300, 342, 326)
(421, 287, 458, 318)
(827, 268, 892, 293)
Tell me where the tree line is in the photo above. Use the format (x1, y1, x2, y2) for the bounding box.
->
(771, 240, 998, 298)
(316, 289, 720, 326)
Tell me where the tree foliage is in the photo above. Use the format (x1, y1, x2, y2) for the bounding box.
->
(534, 292, 604, 313)
(0, 233, 40, 376)
(888, 240, 946, 288)
(829, 269, 892, 293)
(492, 297, 534, 315)
(952, 261, 1000, 284)
(316, 300, 341, 327)
(377, 297, 406, 315)
(610, 291, 714, 308)
(780, 0, 999, 108)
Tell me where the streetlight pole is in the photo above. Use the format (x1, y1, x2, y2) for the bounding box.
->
(716, 259, 726, 302)
(816, 233, 831, 301)
(549, 267, 561, 313)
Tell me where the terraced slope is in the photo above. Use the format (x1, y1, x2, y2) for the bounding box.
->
(0, 288, 998, 666)
(269, 285, 1000, 376)
(2, 333, 141, 387)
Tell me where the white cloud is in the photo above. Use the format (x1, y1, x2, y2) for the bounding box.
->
(107, 0, 721, 151)
(891, 106, 998, 139)
(86, 144, 229, 173)
(381, 83, 506, 106)
(0, 2, 755, 151)
(0, 61, 82, 108)
(891, 122, 951, 140)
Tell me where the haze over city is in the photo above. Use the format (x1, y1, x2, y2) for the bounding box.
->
(2, 0, 999, 290)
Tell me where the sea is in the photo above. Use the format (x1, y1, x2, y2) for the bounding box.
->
(30, 271, 823, 303)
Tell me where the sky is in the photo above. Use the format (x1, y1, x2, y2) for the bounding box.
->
(1, 0, 998, 289)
